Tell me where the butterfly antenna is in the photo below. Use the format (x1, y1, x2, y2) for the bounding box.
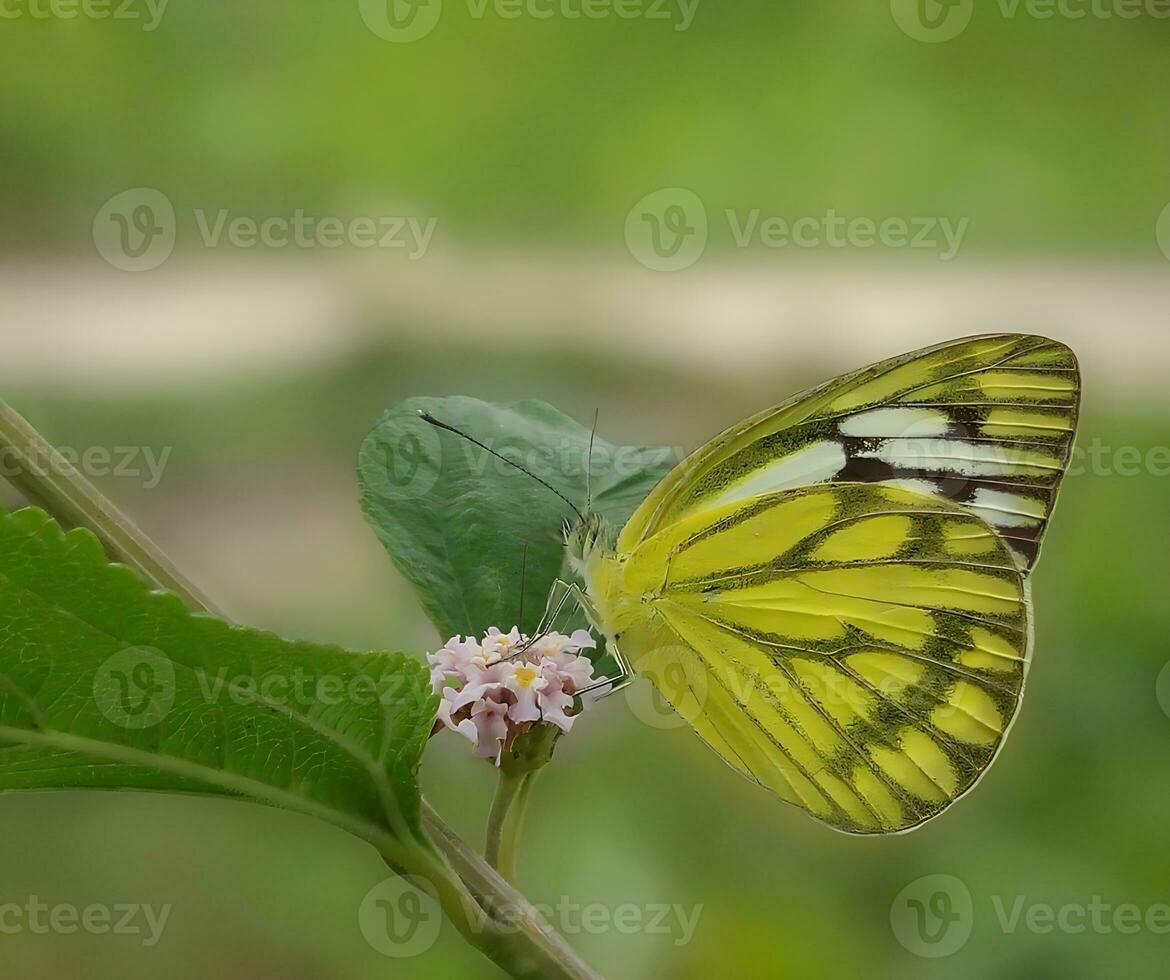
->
(417, 410, 585, 522)
(585, 408, 599, 510)
(517, 539, 530, 628)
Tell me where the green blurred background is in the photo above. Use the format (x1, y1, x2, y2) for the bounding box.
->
(2, 2, 1169, 977)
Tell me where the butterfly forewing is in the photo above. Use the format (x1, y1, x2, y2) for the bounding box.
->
(620, 483, 1029, 834)
(620, 334, 1080, 571)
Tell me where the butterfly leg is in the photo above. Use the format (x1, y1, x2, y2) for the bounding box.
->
(574, 638, 633, 699)
(522, 578, 576, 650)
(509, 578, 577, 662)
(517, 578, 633, 697)
(543, 579, 634, 700)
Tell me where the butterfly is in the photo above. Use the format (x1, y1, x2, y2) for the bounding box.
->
(560, 334, 1080, 834)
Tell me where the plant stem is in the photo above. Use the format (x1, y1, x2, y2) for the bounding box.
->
(0, 394, 603, 980)
(384, 831, 593, 980)
(0, 397, 224, 616)
(421, 801, 600, 979)
(501, 771, 537, 881)
(485, 768, 538, 881)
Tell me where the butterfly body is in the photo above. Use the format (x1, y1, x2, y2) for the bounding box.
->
(565, 334, 1079, 834)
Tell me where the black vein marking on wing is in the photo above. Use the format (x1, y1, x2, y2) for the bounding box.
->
(637, 335, 1079, 573)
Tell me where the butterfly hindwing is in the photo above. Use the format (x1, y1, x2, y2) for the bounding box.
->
(620, 334, 1080, 571)
(617, 483, 1029, 834)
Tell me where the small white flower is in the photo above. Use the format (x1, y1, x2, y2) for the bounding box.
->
(539, 652, 595, 694)
(504, 662, 547, 723)
(481, 626, 525, 661)
(536, 682, 577, 733)
(428, 634, 486, 689)
(522, 631, 568, 661)
(426, 624, 601, 764)
(436, 687, 463, 731)
(566, 628, 597, 653)
(448, 660, 513, 712)
(467, 697, 510, 761)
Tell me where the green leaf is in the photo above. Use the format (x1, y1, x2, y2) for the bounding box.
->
(0, 506, 439, 867)
(358, 396, 677, 640)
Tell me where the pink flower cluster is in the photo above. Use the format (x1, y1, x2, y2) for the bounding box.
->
(427, 627, 600, 763)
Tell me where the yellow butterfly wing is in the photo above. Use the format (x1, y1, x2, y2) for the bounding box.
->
(621, 333, 1080, 571)
(584, 335, 1079, 832)
(595, 483, 1029, 834)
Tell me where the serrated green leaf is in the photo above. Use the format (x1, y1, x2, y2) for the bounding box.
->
(358, 396, 677, 640)
(0, 506, 439, 864)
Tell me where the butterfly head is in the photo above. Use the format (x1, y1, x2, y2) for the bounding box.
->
(563, 510, 613, 575)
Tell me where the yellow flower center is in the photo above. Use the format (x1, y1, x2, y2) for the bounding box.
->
(513, 665, 538, 688)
